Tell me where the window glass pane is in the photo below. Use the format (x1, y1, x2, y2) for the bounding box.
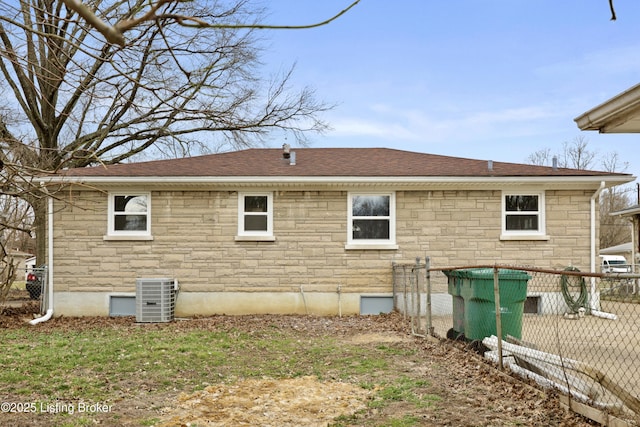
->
(115, 195, 147, 213)
(353, 219, 390, 239)
(505, 195, 538, 212)
(352, 195, 390, 216)
(505, 215, 538, 231)
(115, 214, 147, 231)
(245, 196, 268, 213)
(244, 215, 268, 231)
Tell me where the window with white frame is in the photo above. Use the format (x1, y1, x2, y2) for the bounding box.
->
(502, 192, 545, 237)
(348, 193, 396, 246)
(237, 192, 273, 237)
(108, 193, 151, 236)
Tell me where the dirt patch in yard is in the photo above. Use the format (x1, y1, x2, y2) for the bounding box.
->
(349, 332, 410, 344)
(157, 376, 374, 427)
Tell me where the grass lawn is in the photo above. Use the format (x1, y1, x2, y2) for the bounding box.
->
(0, 309, 592, 426)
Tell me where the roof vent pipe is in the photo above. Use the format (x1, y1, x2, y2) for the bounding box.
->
(552, 156, 558, 170)
(282, 143, 290, 159)
(290, 151, 296, 166)
(487, 160, 493, 171)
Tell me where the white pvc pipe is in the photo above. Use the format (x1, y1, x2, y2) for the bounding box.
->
(483, 335, 582, 370)
(30, 195, 54, 325)
(29, 309, 53, 325)
(591, 310, 618, 320)
(484, 351, 592, 401)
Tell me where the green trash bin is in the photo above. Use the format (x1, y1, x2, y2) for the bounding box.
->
(445, 268, 530, 341)
(445, 271, 465, 339)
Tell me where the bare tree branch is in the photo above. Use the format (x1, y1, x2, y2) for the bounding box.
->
(61, 0, 126, 45)
(61, 0, 361, 46)
(609, 0, 617, 21)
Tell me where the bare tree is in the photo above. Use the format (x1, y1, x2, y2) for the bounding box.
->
(599, 152, 633, 249)
(527, 137, 596, 169)
(526, 147, 553, 166)
(0, 151, 39, 304)
(526, 137, 635, 249)
(558, 136, 596, 170)
(0, 0, 336, 263)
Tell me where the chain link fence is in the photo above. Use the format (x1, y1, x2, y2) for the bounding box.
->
(393, 259, 640, 425)
(25, 266, 48, 315)
(392, 259, 430, 337)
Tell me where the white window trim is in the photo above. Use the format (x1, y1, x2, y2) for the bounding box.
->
(346, 192, 398, 250)
(104, 192, 153, 240)
(236, 192, 275, 241)
(500, 190, 549, 241)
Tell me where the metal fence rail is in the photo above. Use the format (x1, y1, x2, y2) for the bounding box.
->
(394, 260, 640, 425)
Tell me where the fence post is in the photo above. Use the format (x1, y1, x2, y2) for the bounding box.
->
(392, 261, 397, 313)
(403, 265, 408, 320)
(493, 266, 504, 370)
(415, 257, 421, 335)
(425, 256, 433, 335)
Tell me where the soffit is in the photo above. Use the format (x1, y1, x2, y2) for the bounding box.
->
(52, 175, 633, 192)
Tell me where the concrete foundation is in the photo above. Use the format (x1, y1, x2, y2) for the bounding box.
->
(53, 291, 367, 317)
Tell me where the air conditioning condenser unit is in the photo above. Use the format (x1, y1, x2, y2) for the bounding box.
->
(136, 278, 177, 323)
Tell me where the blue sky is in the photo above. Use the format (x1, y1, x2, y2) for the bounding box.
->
(260, 0, 640, 186)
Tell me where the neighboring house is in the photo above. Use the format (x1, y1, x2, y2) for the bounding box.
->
(599, 242, 633, 258)
(6, 250, 33, 281)
(574, 82, 640, 133)
(25, 256, 37, 271)
(37, 148, 634, 317)
(609, 205, 640, 272)
(576, 84, 640, 272)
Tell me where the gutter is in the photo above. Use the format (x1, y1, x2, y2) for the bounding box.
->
(589, 181, 605, 312)
(34, 175, 635, 196)
(574, 83, 640, 131)
(36, 174, 633, 186)
(30, 195, 54, 325)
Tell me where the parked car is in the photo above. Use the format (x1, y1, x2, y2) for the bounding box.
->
(26, 267, 45, 300)
(599, 255, 631, 274)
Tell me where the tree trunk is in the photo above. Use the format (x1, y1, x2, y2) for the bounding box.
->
(32, 197, 47, 266)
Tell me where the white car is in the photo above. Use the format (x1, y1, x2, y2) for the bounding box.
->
(599, 255, 631, 274)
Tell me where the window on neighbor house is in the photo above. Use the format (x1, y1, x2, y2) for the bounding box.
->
(108, 193, 151, 237)
(347, 193, 396, 247)
(237, 192, 273, 239)
(502, 192, 546, 238)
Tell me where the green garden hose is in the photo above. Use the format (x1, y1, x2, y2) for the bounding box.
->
(560, 266, 588, 313)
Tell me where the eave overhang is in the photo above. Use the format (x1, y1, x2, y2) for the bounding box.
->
(36, 174, 636, 191)
(610, 204, 640, 217)
(575, 83, 640, 133)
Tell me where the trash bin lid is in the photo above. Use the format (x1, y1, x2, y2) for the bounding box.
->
(444, 268, 530, 280)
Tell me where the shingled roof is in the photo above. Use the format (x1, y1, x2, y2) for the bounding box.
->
(57, 148, 628, 179)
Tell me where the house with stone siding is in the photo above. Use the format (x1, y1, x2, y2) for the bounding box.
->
(37, 147, 634, 317)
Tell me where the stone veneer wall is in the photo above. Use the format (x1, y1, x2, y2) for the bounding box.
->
(50, 187, 595, 315)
